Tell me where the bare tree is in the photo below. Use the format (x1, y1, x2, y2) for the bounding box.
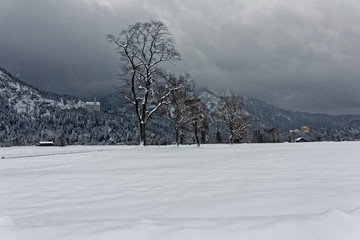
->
(186, 99, 209, 146)
(107, 20, 181, 146)
(160, 73, 195, 146)
(216, 96, 250, 144)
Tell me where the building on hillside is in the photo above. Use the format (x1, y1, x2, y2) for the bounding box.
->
(86, 97, 101, 111)
(301, 126, 310, 133)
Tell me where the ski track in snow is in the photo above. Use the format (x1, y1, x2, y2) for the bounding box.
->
(1, 142, 360, 239)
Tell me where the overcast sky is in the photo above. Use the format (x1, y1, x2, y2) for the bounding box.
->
(1, 0, 360, 115)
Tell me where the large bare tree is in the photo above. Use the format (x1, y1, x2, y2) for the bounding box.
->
(107, 20, 181, 146)
(216, 96, 250, 144)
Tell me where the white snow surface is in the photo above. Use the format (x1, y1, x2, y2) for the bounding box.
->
(1, 142, 360, 239)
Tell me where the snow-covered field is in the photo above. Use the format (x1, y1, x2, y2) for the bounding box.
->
(1, 142, 360, 240)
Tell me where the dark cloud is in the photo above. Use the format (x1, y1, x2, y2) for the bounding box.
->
(0, 0, 151, 98)
(1, 0, 360, 114)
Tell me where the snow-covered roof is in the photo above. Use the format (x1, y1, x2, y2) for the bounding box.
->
(39, 141, 54, 144)
(295, 137, 309, 142)
(85, 102, 100, 106)
(38, 141, 54, 146)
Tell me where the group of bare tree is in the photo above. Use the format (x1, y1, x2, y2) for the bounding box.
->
(108, 20, 249, 146)
(158, 73, 208, 146)
(215, 96, 249, 144)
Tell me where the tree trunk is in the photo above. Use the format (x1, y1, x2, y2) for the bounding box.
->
(229, 134, 234, 144)
(194, 121, 200, 146)
(175, 128, 180, 146)
(229, 125, 234, 144)
(140, 122, 146, 146)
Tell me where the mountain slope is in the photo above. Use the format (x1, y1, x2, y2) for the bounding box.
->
(2, 66, 360, 146)
(0, 68, 134, 146)
(0, 67, 85, 115)
(195, 88, 360, 131)
(0, 67, 173, 146)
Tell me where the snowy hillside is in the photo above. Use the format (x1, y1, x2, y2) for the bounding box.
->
(101, 88, 360, 132)
(242, 96, 360, 130)
(2, 65, 360, 146)
(195, 88, 360, 130)
(0, 67, 85, 115)
(0, 67, 144, 146)
(1, 143, 360, 239)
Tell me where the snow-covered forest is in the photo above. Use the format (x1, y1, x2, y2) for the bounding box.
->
(2, 64, 360, 147)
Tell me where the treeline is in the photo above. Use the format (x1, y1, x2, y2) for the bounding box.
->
(251, 121, 360, 143)
(0, 105, 135, 146)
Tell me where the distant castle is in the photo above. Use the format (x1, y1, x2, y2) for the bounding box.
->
(86, 97, 100, 111)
